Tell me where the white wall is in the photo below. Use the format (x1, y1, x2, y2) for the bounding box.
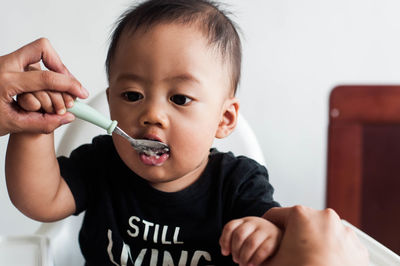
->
(1, 0, 400, 235)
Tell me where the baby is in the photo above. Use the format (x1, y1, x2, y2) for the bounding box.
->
(6, 0, 281, 265)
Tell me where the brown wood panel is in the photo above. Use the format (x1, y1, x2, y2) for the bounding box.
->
(362, 125, 400, 254)
(327, 124, 363, 226)
(327, 85, 400, 255)
(330, 85, 400, 123)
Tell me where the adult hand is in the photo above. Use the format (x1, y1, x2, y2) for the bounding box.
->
(0, 38, 89, 136)
(262, 206, 369, 266)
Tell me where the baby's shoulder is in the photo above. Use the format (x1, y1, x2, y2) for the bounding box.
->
(67, 134, 115, 160)
(208, 148, 269, 183)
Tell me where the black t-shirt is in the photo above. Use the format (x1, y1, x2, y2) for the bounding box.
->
(58, 135, 280, 266)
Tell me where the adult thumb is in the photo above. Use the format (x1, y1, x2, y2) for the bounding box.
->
(13, 112, 75, 134)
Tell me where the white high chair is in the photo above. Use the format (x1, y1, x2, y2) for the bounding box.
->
(11, 92, 400, 265)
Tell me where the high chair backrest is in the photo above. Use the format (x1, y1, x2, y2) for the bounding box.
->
(327, 85, 400, 257)
(36, 91, 266, 266)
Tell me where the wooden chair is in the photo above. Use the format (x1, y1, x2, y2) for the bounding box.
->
(327, 85, 400, 255)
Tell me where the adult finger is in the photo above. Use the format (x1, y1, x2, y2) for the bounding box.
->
(10, 110, 75, 134)
(5, 70, 87, 99)
(262, 207, 292, 230)
(10, 38, 71, 76)
(3, 38, 88, 98)
(263, 205, 318, 230)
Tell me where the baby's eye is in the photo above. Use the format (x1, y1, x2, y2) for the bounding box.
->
(122, 91, 143, 102)
(170, 95, 192, 106)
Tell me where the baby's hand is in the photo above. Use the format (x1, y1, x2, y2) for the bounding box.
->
(219, 216, 282, 266)
(17, 63, 74, 115)
(17, 90, 74, 115)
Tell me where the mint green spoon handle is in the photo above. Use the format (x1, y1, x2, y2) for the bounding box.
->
(67, 100, 118, 134)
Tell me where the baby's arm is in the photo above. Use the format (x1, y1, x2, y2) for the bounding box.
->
(6, 132, 76, 222)
(5, 92, 76, 222)
(219, 216, 282, 266)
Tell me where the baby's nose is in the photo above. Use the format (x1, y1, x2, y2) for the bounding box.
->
(138, 103, 168, 128)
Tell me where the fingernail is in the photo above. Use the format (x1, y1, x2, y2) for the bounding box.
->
(61, 114, 74, 125)
(66, 100, 74, 108)
(81, 87, 89, 98)
(57, 108, 66, 115)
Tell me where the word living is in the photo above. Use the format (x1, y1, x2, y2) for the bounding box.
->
(107, 216, 214, 265)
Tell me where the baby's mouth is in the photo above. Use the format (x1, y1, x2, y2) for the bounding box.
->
(138, 137, 170, 166)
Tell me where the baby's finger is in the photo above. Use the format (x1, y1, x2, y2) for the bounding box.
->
(17, 93, 41, 112)
(230, 223, 256, 264)
(238, 231, 267, 266)
(62, 92, 74, 108)
(34, 91, 53, 113)
(248, 238, 277, 266)
(48, 91, 66, 115)
(219, 219, 244, 256)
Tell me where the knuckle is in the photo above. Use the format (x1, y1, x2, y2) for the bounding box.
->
(36, 37, 50, 49)
(291, 205, 309, 216)
(0, 73, 12, 90)
(224, 220, 239, 232)
(0, 72, 8, 82)
(244, 236, 258, 251)
(232, 228, 248, 243)
(344, 226, 357, 239)
(40, 71, 52, 84)
(232, 232, 243, 244)
(344, 225, 353, 233)
(323, 208, 339, 219)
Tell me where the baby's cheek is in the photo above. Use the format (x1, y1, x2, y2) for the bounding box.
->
(113, 136, 137, 164)
(176, 138, 211, 166)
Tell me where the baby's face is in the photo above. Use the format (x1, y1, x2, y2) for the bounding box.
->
(107, 23, 237, 192)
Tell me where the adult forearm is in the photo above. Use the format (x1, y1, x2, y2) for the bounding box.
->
(5, 132, 64, 220)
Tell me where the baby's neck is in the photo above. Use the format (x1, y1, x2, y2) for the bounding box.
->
(150, 156, 209, 193)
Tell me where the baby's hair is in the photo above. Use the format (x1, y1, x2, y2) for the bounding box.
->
(105, 0, 242, 94)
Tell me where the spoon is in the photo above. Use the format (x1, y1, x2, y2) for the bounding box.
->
(67, 100, 169, 155)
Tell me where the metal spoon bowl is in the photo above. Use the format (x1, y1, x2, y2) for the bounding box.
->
(113, 126, 169, 154)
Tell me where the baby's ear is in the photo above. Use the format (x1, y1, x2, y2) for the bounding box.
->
(215, 97, 240, 139)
